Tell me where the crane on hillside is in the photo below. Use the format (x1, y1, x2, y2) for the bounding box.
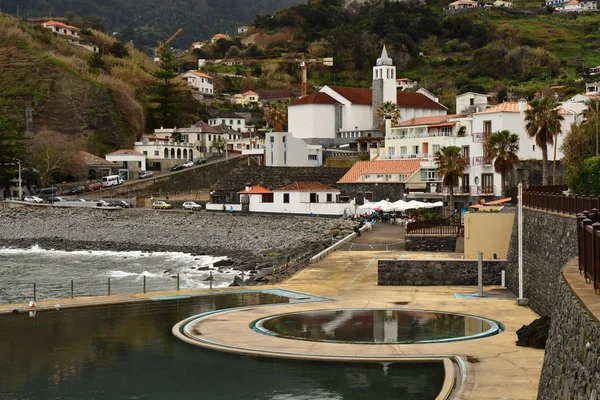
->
(156, 28, 183, 56)
(200, 54, 333, 97)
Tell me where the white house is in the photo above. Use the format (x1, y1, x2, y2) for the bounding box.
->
(471, 100, 576, 161)
(182, 71, 214, 95)
(396, 78, 417, 90)
(191, 41, 207, 50)
(456, 92, 493, 114)
(447, 0, 480, 8)
(42, 20, 80, 37)
(235, 183, 352, 216)
(493, 0, 513, 6)
(105, 149, 146, 180)
(265, 132, 323, 167)
(232, 90, 260, 105)
(209, 111, 253, 133)
(237, 26, 249, 35)
(211, 33, 229, 42)
(561, 94, 593, 115)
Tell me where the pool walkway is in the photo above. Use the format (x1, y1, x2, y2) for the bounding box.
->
(0, 227, 543, 399)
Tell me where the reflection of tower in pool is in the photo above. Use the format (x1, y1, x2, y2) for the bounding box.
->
(373, 310, 399, 343)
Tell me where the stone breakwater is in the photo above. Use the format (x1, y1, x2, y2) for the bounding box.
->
(0, 208, 354, 281)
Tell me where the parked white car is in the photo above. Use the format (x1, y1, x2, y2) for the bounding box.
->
(23, 196, 43, 203)
(182, 201, 202, 211)
(183, 161, 194, 168)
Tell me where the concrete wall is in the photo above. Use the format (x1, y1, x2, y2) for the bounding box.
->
(537, 261, 600, 400)
(378, 258, 505, 285)
(405, 235, 457, 252)
(338, 182, 404, 203)
(464, 212, 515, 259)
(288, 104, 337, 139)
(505, 208, 577, 317)
(266, 132, 322, 167)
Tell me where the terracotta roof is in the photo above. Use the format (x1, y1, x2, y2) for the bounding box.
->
(397, 78, 414, 82)
(289, 92, 341, 106)
(338, 160, 422, 183)
(237, 185, 273, 194)
(395, 114, 462, 127)
(326, 86, 446, 110)
(275, 182, 338, 192)
(565, 1, 578, 4)
(193, 120, 220, 133)
(192, 41, 206, 45)
(428, 121, 457, 128)
(76, 151, 116, 166)
(106, 149, 144, 156)
(44, 20, 81, 30)
(212, 33, 228, 39)
(191, 71, 212, 79)
(243, 90, 258, 96)
(475, 102, 527, 114)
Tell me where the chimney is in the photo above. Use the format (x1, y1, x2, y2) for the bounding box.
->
(385, 116, 392, 136)
(518, 98, 527, 113)
(245, 183, 252, 192)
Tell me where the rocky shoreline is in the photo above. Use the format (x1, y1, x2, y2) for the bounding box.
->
(0, 208, 354, 284)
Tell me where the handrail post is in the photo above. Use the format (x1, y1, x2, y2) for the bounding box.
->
(209, 271, 213, 290)
(108, 278, 111, 296)
(177, 273, 180, 291)
(33, 283, 36, 303)
(71, 280, 74, 299)
(143, 275, 146, 294)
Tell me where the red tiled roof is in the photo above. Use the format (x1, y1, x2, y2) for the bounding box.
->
(106, 149, 144, 156)
(44, 20, 81, 30)
(237, 185, 273, 194)
(191, 71, 212, 79)
(338, 160, 422, 183)
(475, 102, 526, 114)
(243, 90, 258, 96)
(395, 114, 462, 127)
(76, 151, 116, 166)
(326, 86, 446, 110)
(275, 182, 338, 192)
(212, 33, 228, 39)
(193, 120, 220, 133)
(289, 92, 341, 106)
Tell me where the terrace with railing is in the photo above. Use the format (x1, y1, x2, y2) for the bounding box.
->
(523, 185, 600, 293)
(405, 215, 464, 236)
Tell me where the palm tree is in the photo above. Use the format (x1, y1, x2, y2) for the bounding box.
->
(485, 130, 520, 196)
(375, 101, 401, 133)
(524, 97, 563, 185)
(264, 100, 290, 131)
(435, 146, 468, 214)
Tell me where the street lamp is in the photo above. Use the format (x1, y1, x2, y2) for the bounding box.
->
(12, 158, 22, 200)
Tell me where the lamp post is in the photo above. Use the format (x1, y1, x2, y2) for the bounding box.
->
(13, 158, 22, 200)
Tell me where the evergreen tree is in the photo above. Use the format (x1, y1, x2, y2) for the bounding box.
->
(148, 48, 183, 129)
(0, 116, 28, 196)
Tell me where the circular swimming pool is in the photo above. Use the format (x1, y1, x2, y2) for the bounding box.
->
(253, 309, 501, 344)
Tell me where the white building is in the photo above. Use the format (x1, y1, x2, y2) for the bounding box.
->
(561, 94, 592, 116)
(191, 41, 206, 50)
(396, 78, 417, 90)
(105, 150, 146, 180)
(287, 46, 447, 141)
(182, 71, 214, 95)
(447, 0, 480, 8)
(265, 132, 323, 167)
(209, 111, 253, 133)
(456, 92, 493, 114)
(237, 26, 249, 35)
(42, 20, 80, 37)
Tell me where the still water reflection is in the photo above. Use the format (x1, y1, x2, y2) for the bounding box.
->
(0, 293, 445, 400)
(258, 309, 498, 344)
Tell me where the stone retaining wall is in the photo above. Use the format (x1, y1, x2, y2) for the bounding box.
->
(505, 208, 577, 317)
(537, 263, 600, 399)
(378, 259, 505, 286)
(404, 235, 457, 252)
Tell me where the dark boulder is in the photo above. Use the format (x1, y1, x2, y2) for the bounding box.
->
(228, 275, 244, 287)
(214, 259, 234, 268)
(516, 316, 551, 349)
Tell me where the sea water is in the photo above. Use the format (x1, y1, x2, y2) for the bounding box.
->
(0, 245, 240, 303)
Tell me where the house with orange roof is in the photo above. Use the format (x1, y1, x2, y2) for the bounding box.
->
(182, 70, 213, 97)
(191, 41, 207, 50)
(211, 33, 229, 43)
(42, 20, 80, 37)
(232, 90, 260, 106)
(396, 78, 417, 91)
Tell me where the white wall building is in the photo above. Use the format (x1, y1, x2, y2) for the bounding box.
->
(456, 92, 493, 114)
(42, 20, 80, 37)
(105, 150, 146, 180)
(265, 132, 323, 167)
(209, 111, 253, 133)
(396, 78, 417, 90)
(182, 71, 214, 95)
(237, 26, 249, 35)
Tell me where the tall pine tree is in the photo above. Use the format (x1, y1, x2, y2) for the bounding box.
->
(147, 48, 184, 129)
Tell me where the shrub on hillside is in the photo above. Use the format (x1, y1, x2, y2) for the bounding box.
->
(567, 157, 600, 196)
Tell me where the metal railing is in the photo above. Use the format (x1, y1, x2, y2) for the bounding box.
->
(406, 215, 464, 236)
(577, 210, 600, 293)
(271, 252, 312, 283)
(524, 191, 600, 215)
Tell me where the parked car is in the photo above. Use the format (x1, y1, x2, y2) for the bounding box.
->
(108, 200, 132, 208)
(68, 186, 86, 195)
(138, 171, 153, 179)
(87, 182, 102, 192)
(183, 161, 194, 168)
(195, 158, 207, 165)
(152, 201, 172, 209)
(23, 196, 43, 203)
(45, 197, 63, 203)
(92, 200, 110, 207)
(182, 201, 202, 211)
(170, 165, 184, 171)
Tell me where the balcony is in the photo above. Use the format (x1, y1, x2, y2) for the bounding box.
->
(381, 153, 435, 160)
(471, 156, 492, 166)
(472, 132, 490, 143)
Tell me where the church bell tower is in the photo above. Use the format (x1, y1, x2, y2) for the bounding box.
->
(372, 45, 397, 128)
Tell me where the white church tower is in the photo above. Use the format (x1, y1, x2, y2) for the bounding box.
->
(372, 45, 397, 128)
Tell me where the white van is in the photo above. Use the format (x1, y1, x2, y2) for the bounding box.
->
(101, 175, 124, 188)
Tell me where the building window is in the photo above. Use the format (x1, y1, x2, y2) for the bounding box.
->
(143, 151, 148, 156)
(262, 193, 274, 203)
(283, 193, 290, 203)
(388, 147, 395, 156)
(138, 162, 142, 168)
(308, 154, 318, 161)
(365, 192, 373, 201)
(229, 120, 233, 125)
(482, 174, 494, 193)
(483, 120, 492, 134)
(399, 174, 408, 181)
(282, 136, 286, 143)
(309, 193, 318, 203)
(284, 152, 287, 165)
(327, 193, 332, 202)
(154, 151, 159, 156)
(412, 145, 419, 155)
(532, 145, 535, 151)
(421, 168, 440, 182)
(271, 151, 273, 165)
(433, 144, 440, 154)
(208, 135, 212, 141)
(237, 120, 241, 125)
(441, 127, 451, 136)
(270, 136, 274, 143)
(400, 146, 407, 156)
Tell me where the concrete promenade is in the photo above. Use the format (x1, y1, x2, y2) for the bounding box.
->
(0, 226, 544, 399)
